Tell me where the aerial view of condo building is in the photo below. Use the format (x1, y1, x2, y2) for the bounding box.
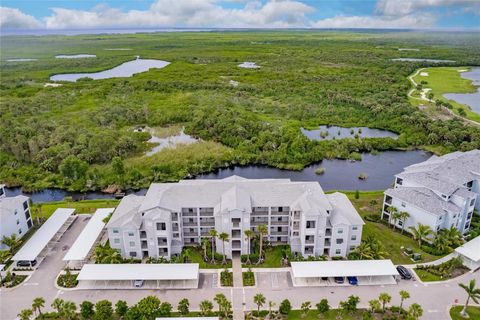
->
(1, 1, 480, 319)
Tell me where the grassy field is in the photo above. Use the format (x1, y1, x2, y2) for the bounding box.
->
(413, 268, 442, 282)
(344, 190, 440, 264)
(31, 199, 119, 219)
(412, 66, 480, 122)
(449, 306, 480, 320)
(1, 31, 479, 192)
(188, 246, 232, 269)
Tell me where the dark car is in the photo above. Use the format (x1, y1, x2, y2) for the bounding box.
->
(17, 260, 37, 267)
(347, 276, 358, 285)
(321, 277, 328, 281)
(396, 265, 412, 280)
(334, 276, 344, 284)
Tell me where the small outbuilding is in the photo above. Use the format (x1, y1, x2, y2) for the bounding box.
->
(77, 263, 199, 289)
(455, 236, 480, 270)
(290, 259, 399, 287)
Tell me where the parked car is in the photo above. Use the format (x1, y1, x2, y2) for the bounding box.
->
(396, 265, 412, 280)
(133, 280, 144, 288)
(17, 260, 37, 267)
(347, 276, 358, 285)
(321, 277, 328, 281)
(334, 276, 344, 284)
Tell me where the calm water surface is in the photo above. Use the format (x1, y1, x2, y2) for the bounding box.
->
(301, 126, 398, 140)
(50, 58, 170, 82)
(391, 58, 455, 63)
(55, 54, 96, 59)
(444, 68, 480, 114)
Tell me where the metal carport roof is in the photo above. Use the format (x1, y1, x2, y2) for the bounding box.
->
(63, 208, 114, 261)
(77, 263, 199, 281)
(291, 260, 399, 278)
(455, 236, 480, 262)
(12, 208, 75, 261)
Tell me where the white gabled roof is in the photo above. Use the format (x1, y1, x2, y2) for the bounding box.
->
(455, 236, 480, 262)
(291, 260, 399, 278)
(63, 208, 114, 262)
(12, 208, 75, 261)
(0, 264, 5, 271)
(77, 263, 199, 281)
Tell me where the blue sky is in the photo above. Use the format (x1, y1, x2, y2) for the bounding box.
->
(1, 0, 479, 30)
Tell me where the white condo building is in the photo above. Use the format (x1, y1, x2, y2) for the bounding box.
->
(382, 150, 480, 234)
(0, 184, 33, 250)
(107, 176, 364, 260)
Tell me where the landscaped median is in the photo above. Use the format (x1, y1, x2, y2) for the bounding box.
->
(450, 306, 480, 320)
(413, 257, 469, 282)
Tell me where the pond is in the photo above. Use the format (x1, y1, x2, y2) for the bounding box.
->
(238, 62, 260, 69)
(301, 125, 398, 140)
(146, 128, 198, 156)
(6, 58, 37, 62)
(443, 67, 480, 114)
(391, 58, 455, 63)
(50, 58, 170, 82)
(5, 150, 431, 203)
(55, 54, 96, 59)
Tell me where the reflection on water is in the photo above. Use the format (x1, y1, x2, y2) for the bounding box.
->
(444, 68, 480, 114)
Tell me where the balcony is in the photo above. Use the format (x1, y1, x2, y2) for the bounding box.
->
(325, 229, 332, 237)
(140, 231, 147, 239)
(271, 220, 289, 225)
(293, 212, 300, 220)
(182, 211, 197, 217)
(324, 239, 331, 247)
(252, 211, 268, 216)
(271, 211, 289, 216)
(157, 241, 168, 247)
(200, 219, 215, 226)
(141, 241, 148, 249)
(232, 230, 241, 238)
(232, 241, 241, 249)
(199, 208, 214, 216)
(270, 231, 288, 236)
(183, 232, 198, 237)
(183, 222, 198, 227)
(251, 219, 268, 226)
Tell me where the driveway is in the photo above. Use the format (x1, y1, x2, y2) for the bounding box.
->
(1, 218, 479, 320)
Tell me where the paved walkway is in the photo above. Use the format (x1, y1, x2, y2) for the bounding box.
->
(231, 254, 244, 319)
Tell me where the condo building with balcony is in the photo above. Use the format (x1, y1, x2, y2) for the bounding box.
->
(106, 176, 364, 260)
(382, 150, 480, 234)
(0, 184, 33, 250)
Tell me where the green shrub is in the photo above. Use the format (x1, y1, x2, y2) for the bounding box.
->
(220, 269, 233, 287)
(279, 299, 291, 315)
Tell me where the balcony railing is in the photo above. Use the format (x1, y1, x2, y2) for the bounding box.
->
(183, 232, 198, 237)
(271, 220, 289, 225)
(325, 229, 332, 237)
(305, 239, 314, 244)
(251, 220, 268, 225)
(270, 231, 288, 236)
(183, 222, 198, 227)
(271, 211, 289, 216)
(182, 212, 197, 217)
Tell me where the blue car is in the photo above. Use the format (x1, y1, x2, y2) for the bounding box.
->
(347, 276, 358, 285)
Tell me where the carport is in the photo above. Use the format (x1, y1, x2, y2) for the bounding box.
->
(290, 260, 399, 287)
(12, 208, 76, 268)
(455, 236, 480, 270)
(77, 263, 199, 289)
(63, 208, 114, 269)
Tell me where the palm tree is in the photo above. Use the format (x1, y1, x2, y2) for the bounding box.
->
(244, 229, 255, 264)
(368, 299, 380, 313)
(62, 301, 77, 320)
(199, 300, 213, 316)
(399, 211, 410, 234)
(442, 227, 463, 248)
(2, 234, 20, 252)
(201, 237, 209, 261)
(459, 279, 480, 317)
(391, 211, 402, 230)
(51, 298, 65, 315)
(182, 247, 192, 263)
(209, 229, 218, 263)
(387, 206, 398, 228)
(408, 303, 423, 320)
(378, 293, 391, 313)
(433, 232, 451, 253)
(17, 309, 33, 320)
(399, 290, 410, 313)
(257, 224, 268, 264)
(268, 301, 276, 318)
(0, 250, 12, 263)
(300, 301, 311, 318)
(253, 293, 266, 315)
(214, 293, 227, 315)
(409, 223, 433, 246)
(32, 297, 45, 317)
(218, 232, 229, 265)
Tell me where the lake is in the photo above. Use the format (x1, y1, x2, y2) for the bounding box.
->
(443, 67, 480, 114)
(391, 58, 455, 63)
(301, 125, 398, 140)
(50, 58, 170, 82)
(55, 54, 96, 59)
(5, 150, 430, 203)
(6, 58, 37, 62)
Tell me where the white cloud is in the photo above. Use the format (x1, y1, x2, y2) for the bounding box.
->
(43, 0, 314, 29)
(311, 13, 437, 29)
(376, 0, 480, 17)
(0, 7, 42, 29)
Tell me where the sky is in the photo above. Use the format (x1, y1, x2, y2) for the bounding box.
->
(1, 0, 479, 30)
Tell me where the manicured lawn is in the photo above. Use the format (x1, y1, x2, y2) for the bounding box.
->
(243, 270, 255, 286)
(32, 199, 119, 219)
(413, 268, 442, 282)
(287, 309, 366, 319)
(450, 306, 480, 320)
(188, 246, 231, 269)
(242, 245, 288, 268)
(343, 191, 441, 265)
(412, 67, 480, 123)
(220, 270, 233, 287)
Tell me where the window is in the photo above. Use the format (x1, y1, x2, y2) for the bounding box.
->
(113, 229, 119, 234)
(128, 232, 134, 237)
(16, 219, 20, 225)
(467, 212, 473, 220)
(130, 252, 137, 257)
(352, 226, 358, 231)
(401, 202, 406, 207)
(439, 216, 443, 220)
(396, 178, 403, 185)
(129, 241, 135, 247)
(336, 238, 343, 244)
(23, 201, 28, 210)
(335, 249, 341, 255)
(25, 210, 30, 220)
(27, 220, 32, 228)
(14, 209, 17, 215)
(398, 220, 403, 226)
(470, 199, 475, 206)
(465, 223, 470, 230)
(113, 238, 120, 244)
(337, 229, 343, 234)
(156, 222, 166, 231)
(351, 235, 357, 241)
(18, 228, 22, 234)
(306, 221, 316, 229)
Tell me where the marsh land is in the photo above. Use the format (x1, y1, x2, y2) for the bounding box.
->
(1, 31, 480, 192)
